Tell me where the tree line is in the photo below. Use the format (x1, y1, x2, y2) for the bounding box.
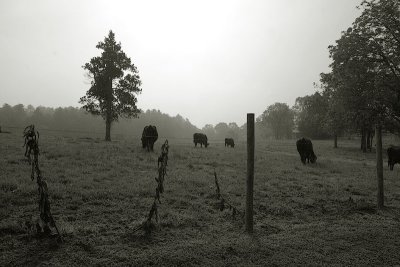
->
(1, 1, 398, 147)
(0, 104, 199, 139)
(257, 0, 399, 152)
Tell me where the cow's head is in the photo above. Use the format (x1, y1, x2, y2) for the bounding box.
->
(205, 142, 209, 148)
(310, 154, 317, 163)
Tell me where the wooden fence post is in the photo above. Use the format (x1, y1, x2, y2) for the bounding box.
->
(246, 113, 255, 233)
(376, 124, 384, 209)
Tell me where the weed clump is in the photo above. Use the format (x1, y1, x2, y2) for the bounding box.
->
(23, 125, 63, 242)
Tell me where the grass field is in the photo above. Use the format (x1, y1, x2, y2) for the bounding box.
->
(1, 129, 400, 266)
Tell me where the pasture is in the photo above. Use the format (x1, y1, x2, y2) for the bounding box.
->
(1, 129, 400, 266)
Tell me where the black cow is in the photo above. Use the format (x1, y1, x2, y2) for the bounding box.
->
(296, 138, 317, 164)
(387, 146, 400, 170)
(225, 138, 235, 148)
(141, 125, 158, 151)
(193, 133, 209, 148)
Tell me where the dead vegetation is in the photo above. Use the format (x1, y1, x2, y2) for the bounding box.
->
(22, 125, 63, 242)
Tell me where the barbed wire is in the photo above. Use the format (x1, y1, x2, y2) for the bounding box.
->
(132, 139, 169, 234)
(213, 170, 244, 220)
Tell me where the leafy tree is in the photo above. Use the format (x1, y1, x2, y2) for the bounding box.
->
(202, 124, 216, 139)
(215, 122, 230, 139)
(80, 30, 142, 141)
(293, 93, 329, 139)
(320, 73, 348, 148)
(228, 122, 240, 140)
(259, 103, 294, 139)
(325, 0, 399, 151)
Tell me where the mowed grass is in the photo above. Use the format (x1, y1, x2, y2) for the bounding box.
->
(1, 130, 400, 266)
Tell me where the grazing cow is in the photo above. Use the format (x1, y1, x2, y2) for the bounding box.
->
(225, 138, 235, 148)
(193, 133, 209, 148)
(387, 146, 400, 170)
(141, 125, 158, 151)
(296, 138, 317, 164)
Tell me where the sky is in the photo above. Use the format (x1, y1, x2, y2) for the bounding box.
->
(0, 0, 362, 128)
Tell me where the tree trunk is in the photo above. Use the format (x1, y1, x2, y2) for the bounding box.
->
(334, 134, 338, 148)
(361, 129, 367, 153)
(105, 78, 113, 142)
(370, 131, 374, 151)
(367, 130, 372, 151)
(105, 117, 111, 141)
(376, 125, 384, 209)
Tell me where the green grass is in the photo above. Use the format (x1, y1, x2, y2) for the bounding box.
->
(1, 130, 400, 266)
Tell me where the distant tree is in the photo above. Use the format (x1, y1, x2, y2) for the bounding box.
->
(215, 122, 230, 139)
(80, 30, 142, 141)
(259, 103, 294, 139)
(294, 93, 329, 139)
(202, 124, 216, 139)
(228, 122, 240, 140)
(0, 104, 12, 127)
(319, 73, 348, 148)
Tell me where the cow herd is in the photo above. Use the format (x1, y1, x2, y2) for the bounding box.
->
(140, 127, 236, 151)
(296, 138, 400, 171)
(140, 126, 399, 170)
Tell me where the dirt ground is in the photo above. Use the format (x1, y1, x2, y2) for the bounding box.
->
(1, 129, 400, 266)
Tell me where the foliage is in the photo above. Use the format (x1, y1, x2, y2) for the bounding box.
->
(80, 30, 142, 141)
(293, 92, 330, 139)
(201, 122, 243, 141)
(0, 104, 199, 140)
(325, 0, 400, 133)
(258, 103, 294, 139)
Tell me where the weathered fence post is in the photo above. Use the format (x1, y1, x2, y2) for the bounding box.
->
(376, 124, 384, 209)
(246, 113, 255, 233)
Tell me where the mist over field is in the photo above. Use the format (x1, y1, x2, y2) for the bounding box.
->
(1, 0, 400, 266)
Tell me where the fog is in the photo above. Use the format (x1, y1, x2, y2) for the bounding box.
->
(0, 0, 361, 128)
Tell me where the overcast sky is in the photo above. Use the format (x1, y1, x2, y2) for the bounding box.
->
(0, 0, 361, 128)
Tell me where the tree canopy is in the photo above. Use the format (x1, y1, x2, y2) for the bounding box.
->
(318, 0, 400, 149)
(258, 103, 294, 139)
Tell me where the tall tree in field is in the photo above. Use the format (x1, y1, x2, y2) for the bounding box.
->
(259, 103, 294, 139)
(326, 0, 399, 152)
(215, 122, 230, 139)
(320, 73, 348, 148)
(293, 93, 329, 139)
(80, 30, 142, 141)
